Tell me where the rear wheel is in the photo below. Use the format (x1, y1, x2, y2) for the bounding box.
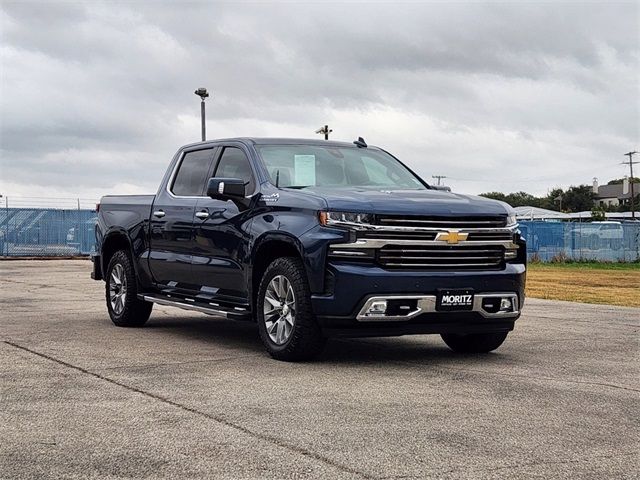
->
(441, 332, 508, 353)
(257, 257, 326, 361)
(105, 250, 152, 327)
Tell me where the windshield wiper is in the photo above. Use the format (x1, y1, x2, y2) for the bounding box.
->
(285, 185, 310, 189)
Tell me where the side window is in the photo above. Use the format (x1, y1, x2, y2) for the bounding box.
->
(214, 147, 255, 195)
(171, 149, 214, 196)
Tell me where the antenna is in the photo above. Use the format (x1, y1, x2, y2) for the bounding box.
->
(275, 169, 280, 188)
(353, 137, 367, 148)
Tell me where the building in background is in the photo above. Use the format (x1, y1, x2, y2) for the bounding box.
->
(592, 177, 636, 207)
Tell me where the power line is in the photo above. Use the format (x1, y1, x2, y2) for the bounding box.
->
(431, 175, 447, 186)
(622, 151, 638, 220)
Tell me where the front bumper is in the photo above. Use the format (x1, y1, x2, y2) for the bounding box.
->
(311, 262, 526, 337)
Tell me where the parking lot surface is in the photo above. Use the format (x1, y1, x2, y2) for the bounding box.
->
(1, 260, 638, 479)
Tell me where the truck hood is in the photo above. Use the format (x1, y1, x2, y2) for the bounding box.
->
(297, 187, 512, 217)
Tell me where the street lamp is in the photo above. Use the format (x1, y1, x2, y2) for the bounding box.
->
(194, 88, 209, 141)
(315, 125, 332, 140)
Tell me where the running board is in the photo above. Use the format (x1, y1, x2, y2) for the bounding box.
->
(139, 295, 250, 320)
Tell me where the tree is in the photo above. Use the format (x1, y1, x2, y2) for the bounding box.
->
(607, 177, 640, 185)
(560, 185, 595, 212)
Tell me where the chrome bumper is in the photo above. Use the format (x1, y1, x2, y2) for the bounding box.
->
(356, 292, 519, 322)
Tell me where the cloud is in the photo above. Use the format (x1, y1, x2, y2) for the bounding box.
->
(0, 1, 638, 202)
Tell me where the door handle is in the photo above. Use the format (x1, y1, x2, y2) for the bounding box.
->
(153, 210, 166, 218)
(195, 211, 209, 219)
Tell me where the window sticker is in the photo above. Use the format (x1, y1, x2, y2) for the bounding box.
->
(294, 155, 316, 186)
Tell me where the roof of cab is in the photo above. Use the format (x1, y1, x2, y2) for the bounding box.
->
(180, 137, 374, 150)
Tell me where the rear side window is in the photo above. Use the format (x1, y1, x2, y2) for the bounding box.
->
(171, 149, 214, 196)
(214, 147, 255, 195)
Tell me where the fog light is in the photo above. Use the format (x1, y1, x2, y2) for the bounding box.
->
(499, 298, 513, 312)
(367, 300, 387, 316)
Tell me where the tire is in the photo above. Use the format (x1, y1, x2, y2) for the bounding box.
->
(105, 250, 153, 327)
(441, 332, 508, 354)
(256, 257, 326, 361)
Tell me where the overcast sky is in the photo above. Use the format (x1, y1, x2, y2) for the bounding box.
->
(1, 1, 638, 204)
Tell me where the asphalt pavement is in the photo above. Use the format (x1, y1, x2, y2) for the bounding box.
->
(1, 260, 638, 479)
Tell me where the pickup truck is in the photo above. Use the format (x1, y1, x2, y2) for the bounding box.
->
(92, 137, 526, 361)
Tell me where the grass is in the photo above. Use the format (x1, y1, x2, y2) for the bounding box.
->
(526, 262, 640, 307)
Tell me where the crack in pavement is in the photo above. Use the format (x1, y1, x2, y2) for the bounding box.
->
(4, 340, 375, 480)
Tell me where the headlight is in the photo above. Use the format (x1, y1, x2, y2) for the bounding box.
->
(319, 211, 374, 228)
(506, 214, 517, 227)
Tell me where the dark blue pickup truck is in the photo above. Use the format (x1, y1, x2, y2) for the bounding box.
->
(92, 137, 526, 361)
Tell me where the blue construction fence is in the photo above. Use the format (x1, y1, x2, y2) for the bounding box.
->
(1, 208, 639, 262)
(519, 221, 640, 262)
(0, 208, 97, 257)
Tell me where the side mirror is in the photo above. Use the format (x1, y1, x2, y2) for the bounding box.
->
(206, 177, 246, 200)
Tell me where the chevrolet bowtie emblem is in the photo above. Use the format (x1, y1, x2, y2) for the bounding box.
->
(435, 230, 469, 244)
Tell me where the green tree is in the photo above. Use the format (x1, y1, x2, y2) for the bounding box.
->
(562, 185, 595, 212)
(607, 177, 640, 185)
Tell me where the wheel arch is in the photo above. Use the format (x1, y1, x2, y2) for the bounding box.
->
(250, 233, 306, 314)
(101, 229, 135, 278)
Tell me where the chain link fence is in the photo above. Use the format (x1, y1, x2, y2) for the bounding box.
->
(0, 197, 97, 257)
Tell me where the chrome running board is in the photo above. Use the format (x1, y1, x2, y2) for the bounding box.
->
(140, 294, 249, 319)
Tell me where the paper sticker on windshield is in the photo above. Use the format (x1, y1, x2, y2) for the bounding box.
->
(294, 155, 316, 186)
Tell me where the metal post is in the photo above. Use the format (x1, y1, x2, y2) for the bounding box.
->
(315, 125, 332, 140)
(201, 100, 206, 142)
(194, 88, 209, 142)
(5, 196, 9, 256)
(623, 151, 638, 220)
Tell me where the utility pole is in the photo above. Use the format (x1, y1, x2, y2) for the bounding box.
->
(315, 125, 332, 140)
(432, 175, 447, 186)
(623, 151, 638, 219)
(194, 88, 209, 141)
(555, 194, 563, 212)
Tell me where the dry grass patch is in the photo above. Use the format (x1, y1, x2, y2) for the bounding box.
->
(526, 263, 640, 307)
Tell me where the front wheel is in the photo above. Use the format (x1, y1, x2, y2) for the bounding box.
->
(105, 250, 153, 327)
(256, 257, 326, 361)
(441, 332, 508, 353)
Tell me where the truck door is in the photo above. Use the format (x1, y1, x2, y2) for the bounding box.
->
(191, 145, 256, 304)
(148, 147, 216, 292)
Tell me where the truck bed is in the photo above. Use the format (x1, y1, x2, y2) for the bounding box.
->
(99, 195, 155, 233)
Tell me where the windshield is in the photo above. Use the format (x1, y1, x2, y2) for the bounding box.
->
(257, 145, 427, 190)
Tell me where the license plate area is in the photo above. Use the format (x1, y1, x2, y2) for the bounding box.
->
(436, 288, 474, 311)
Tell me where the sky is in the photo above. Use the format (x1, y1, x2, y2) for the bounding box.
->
(1, 1, 638, 205)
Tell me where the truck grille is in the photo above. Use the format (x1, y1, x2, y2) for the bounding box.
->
(361, 231, 514, 242)
(377, 245, 505, 270)
(376, 215, 507, 229)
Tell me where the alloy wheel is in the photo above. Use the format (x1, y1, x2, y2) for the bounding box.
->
(109, 263, 127, 315)
(263, 275, 296, 345)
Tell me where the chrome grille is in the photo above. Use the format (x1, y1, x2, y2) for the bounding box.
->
(376, 215, 507, 229)
(377, 245, 504, 270)
(361, 231, 437, 241)
(466, 231, 514, 241)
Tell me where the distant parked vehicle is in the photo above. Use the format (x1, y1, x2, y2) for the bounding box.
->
(571, 221, 623, 250)
(66, 218, 98, 253)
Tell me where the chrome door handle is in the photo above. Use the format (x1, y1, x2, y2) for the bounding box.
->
(195, 211, 209, 219)
(153, 210, 165, 218)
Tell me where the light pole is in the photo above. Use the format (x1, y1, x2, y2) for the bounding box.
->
(315, 125, 332, 140)
(623, 151, 638, 220)
(194, 88, 209, 141)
